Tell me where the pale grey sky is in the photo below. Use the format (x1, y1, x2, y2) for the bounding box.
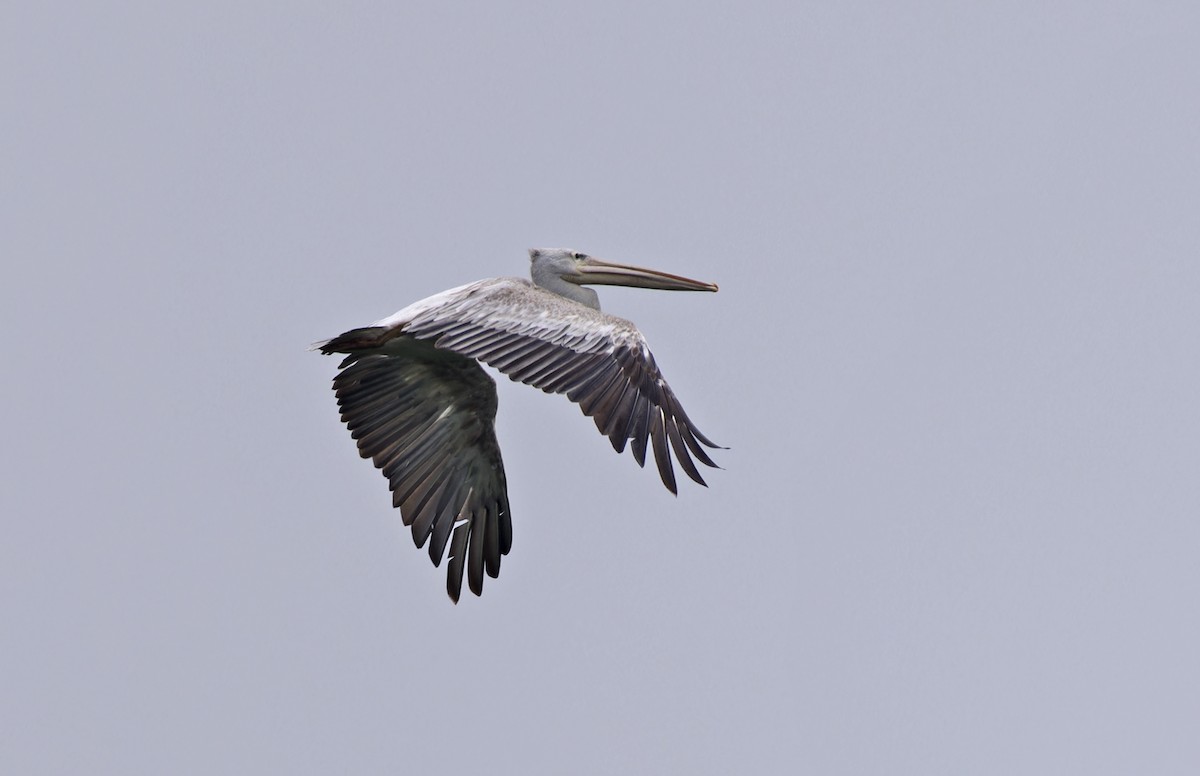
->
(3, 2, 1198, 774)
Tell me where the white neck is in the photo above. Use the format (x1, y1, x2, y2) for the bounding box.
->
(531, 266, 601, 310)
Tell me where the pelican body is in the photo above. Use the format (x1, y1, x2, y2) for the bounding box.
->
(318, 249, 721, 601)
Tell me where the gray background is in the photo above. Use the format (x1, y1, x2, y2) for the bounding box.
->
(3, 2, 1198, 774)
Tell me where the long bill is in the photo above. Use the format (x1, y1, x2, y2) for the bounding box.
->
(570, 257, 719, 292)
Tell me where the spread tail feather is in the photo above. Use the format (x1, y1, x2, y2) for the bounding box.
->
(313, 326, 393, 354)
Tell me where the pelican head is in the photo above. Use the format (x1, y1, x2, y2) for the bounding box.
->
(528, 248, 717, 310)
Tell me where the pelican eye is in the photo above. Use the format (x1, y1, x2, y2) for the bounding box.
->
(572, 252, 586, 260)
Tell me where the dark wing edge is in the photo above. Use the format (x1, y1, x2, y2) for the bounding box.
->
(418, 321, 723, 496)
(325, 338, 512, 602)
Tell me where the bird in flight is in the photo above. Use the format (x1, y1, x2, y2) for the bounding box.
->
(317, 248, 722, 601)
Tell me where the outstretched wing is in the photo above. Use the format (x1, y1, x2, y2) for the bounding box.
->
(396, 279, 723, 494)
(319, 278, 721, 602)
(324, 335, 511, 603)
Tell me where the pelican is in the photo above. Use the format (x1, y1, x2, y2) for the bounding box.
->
(317, 248, 722, 602)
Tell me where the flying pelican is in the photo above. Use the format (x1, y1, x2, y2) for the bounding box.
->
(317, 248, 722, 602)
